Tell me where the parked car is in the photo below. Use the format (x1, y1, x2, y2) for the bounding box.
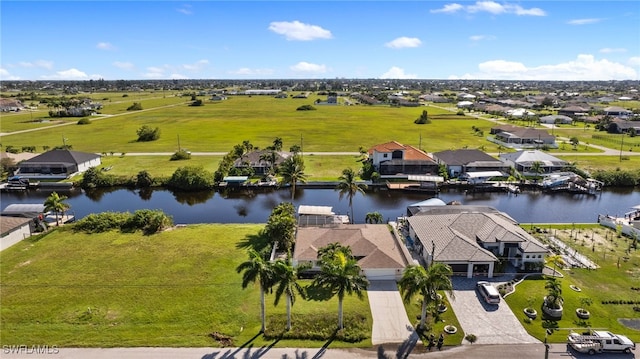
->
(476, 281, 500, 304)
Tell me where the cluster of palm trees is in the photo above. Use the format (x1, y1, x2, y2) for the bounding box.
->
(236, 242, 368, 333)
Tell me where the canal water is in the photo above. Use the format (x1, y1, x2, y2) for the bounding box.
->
(2, 186, 639, 225)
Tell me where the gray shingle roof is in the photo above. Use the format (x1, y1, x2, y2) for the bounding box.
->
(20, 150, 100, 166)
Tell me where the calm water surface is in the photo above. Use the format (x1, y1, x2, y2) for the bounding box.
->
(3, 186, 640, 224)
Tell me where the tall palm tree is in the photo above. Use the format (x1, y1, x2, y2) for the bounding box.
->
(43, 191, 70, 226)
(546, 254, 566, 277)
(279, 155, 307, 201)
(312, 244, 369, 329)
(398, 263, 454, 329)
(544, 276, 563, 310)
(272, 259, 309, 331)
(530, 161, 544, 181)
(236, 249, 275, 333)
(335, 168, 367, 224)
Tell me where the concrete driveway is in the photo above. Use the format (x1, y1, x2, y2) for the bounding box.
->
(367, 280, 419, 345)
(447, 277, 540, 345)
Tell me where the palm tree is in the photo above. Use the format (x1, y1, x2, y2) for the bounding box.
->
(279, 155, 307, 200)
(335, 168, 367, 224)
(546, 254, 566, 277)
(530, 161, 544, 181)
(544, 276, 563, 310)
(365, 211, 384, 224)
(236, 249, 275, 333)
(312, 243, 369, 329)
(272, 259, 309, 330)
(398, 263, 454, 329)
(43, 191, 70, 226)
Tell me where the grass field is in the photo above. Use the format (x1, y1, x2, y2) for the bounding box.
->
(505, 224, 640, 343)
(0, 224, 373, 348)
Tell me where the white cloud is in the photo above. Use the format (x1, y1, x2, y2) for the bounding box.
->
(17, 60, 53, 69)
(229, 68, 275, 76)
(432, 1, 545, 16)
(470, 34, 495, 41)
(169, 73, 188, 79)
(182, 59, 209, 71)
(96, 42, 115, 50)
(599, 48, 626, 54)
(380, 66, 417, 79)
(0, 68, 20, 80)
(113, 61, 135, 70)
(385, 37, 422, 49)
(629, 57, 640, 66)
(177, 4, 192, 15)
(268, 21, 332, 41)
(290, 62, 327, 73)
(449, 54, 637, 80)
(567, 18, 603, 25)
(41, 68, 102, 80)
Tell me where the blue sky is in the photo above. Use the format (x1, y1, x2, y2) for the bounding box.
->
(2, 1, 639, 81)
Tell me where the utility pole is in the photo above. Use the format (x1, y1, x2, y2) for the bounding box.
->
(300, 134, 304, 157)
(177, 134, 181, 151)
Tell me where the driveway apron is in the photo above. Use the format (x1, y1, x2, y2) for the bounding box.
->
(367, 280, 418, 345)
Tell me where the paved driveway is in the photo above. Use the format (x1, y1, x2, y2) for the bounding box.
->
(447, 277, 540, 345)
(367, 280, 419, 345)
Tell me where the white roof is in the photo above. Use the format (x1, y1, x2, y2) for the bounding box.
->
(464, 171, 504, 178)
(298, 205, 335, 216)
(407, 175, 444, 182)
(2, 203, 45, 214)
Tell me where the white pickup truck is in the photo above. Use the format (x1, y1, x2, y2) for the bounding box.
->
(567, 330, 636, 355)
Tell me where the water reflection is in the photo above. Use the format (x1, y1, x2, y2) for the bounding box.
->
(1, 186, 639, 225)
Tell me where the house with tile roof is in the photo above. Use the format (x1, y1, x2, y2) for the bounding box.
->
(368, 141, 438, 176)
(499, 150, 567, 174)
(432, 149, 509, 178)
(406, 206, 548, 278)
(292, 224, 412, 280)
(490, 125, 557, 149)
(233, 150, 292, 175)
(16, 150, 101, 179)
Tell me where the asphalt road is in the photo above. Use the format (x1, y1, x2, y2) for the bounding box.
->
(2, 344, 635, 358)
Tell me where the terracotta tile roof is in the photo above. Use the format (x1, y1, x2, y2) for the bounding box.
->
(294, 224, 410, 269)
(368, 141, 433, 161)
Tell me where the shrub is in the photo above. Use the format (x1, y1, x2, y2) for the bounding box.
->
(465, 334, 477, 344)
(296, 104, 316, 111)
(126, 102, 143, 111)
(73, 210, 172, 235)
(170, 149, 191, 161)
(166, 166, 214, 191)
(136, 125, 160, 142)
(77, 118, 91, 125)
(124, 209, 173, 235)
(190, 99, 204, 106)
(136, 170, 154, 188)
(73, 212, 131, 233)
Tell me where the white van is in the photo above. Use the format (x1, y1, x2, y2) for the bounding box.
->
(476, 281, 501, 304)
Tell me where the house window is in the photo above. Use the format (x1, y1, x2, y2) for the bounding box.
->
(383, 154, 388, 158)
(392, 150, 403, 159)
(525, 255, 529, 259)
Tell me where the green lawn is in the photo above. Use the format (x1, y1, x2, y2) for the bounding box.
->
(0, 224, 373, 348)
(505, 224, 640, 343)
(401, 292, 464, 346)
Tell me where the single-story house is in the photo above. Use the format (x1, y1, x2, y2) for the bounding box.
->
(491, 125, 556, 148)
(499, 150, 567, 174)
(407, 205, 548, 278)
(539, 115, 573, 125)
(15, 150, 101, 179)
(368, 141, 438, 176)
(608, 119, 640, 135)
(505, 108, 535, 118)
(292, 224, 412, 280)
(233, 150, 292, 175)
(558, 105, 589, 117)
(432, 149, 509, 178)
(603, 106, 633, 117)
(0, 216, 34, 251)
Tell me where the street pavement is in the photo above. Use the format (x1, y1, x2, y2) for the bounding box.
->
(3, 344, 635, 359)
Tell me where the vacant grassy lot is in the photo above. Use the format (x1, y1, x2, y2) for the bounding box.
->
(1, 95, 501, 154)
(505, 224, 640, 343)
(0, 224, 373, 347)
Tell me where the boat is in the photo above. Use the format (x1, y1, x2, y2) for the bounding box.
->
(1, 176, 39, 191)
